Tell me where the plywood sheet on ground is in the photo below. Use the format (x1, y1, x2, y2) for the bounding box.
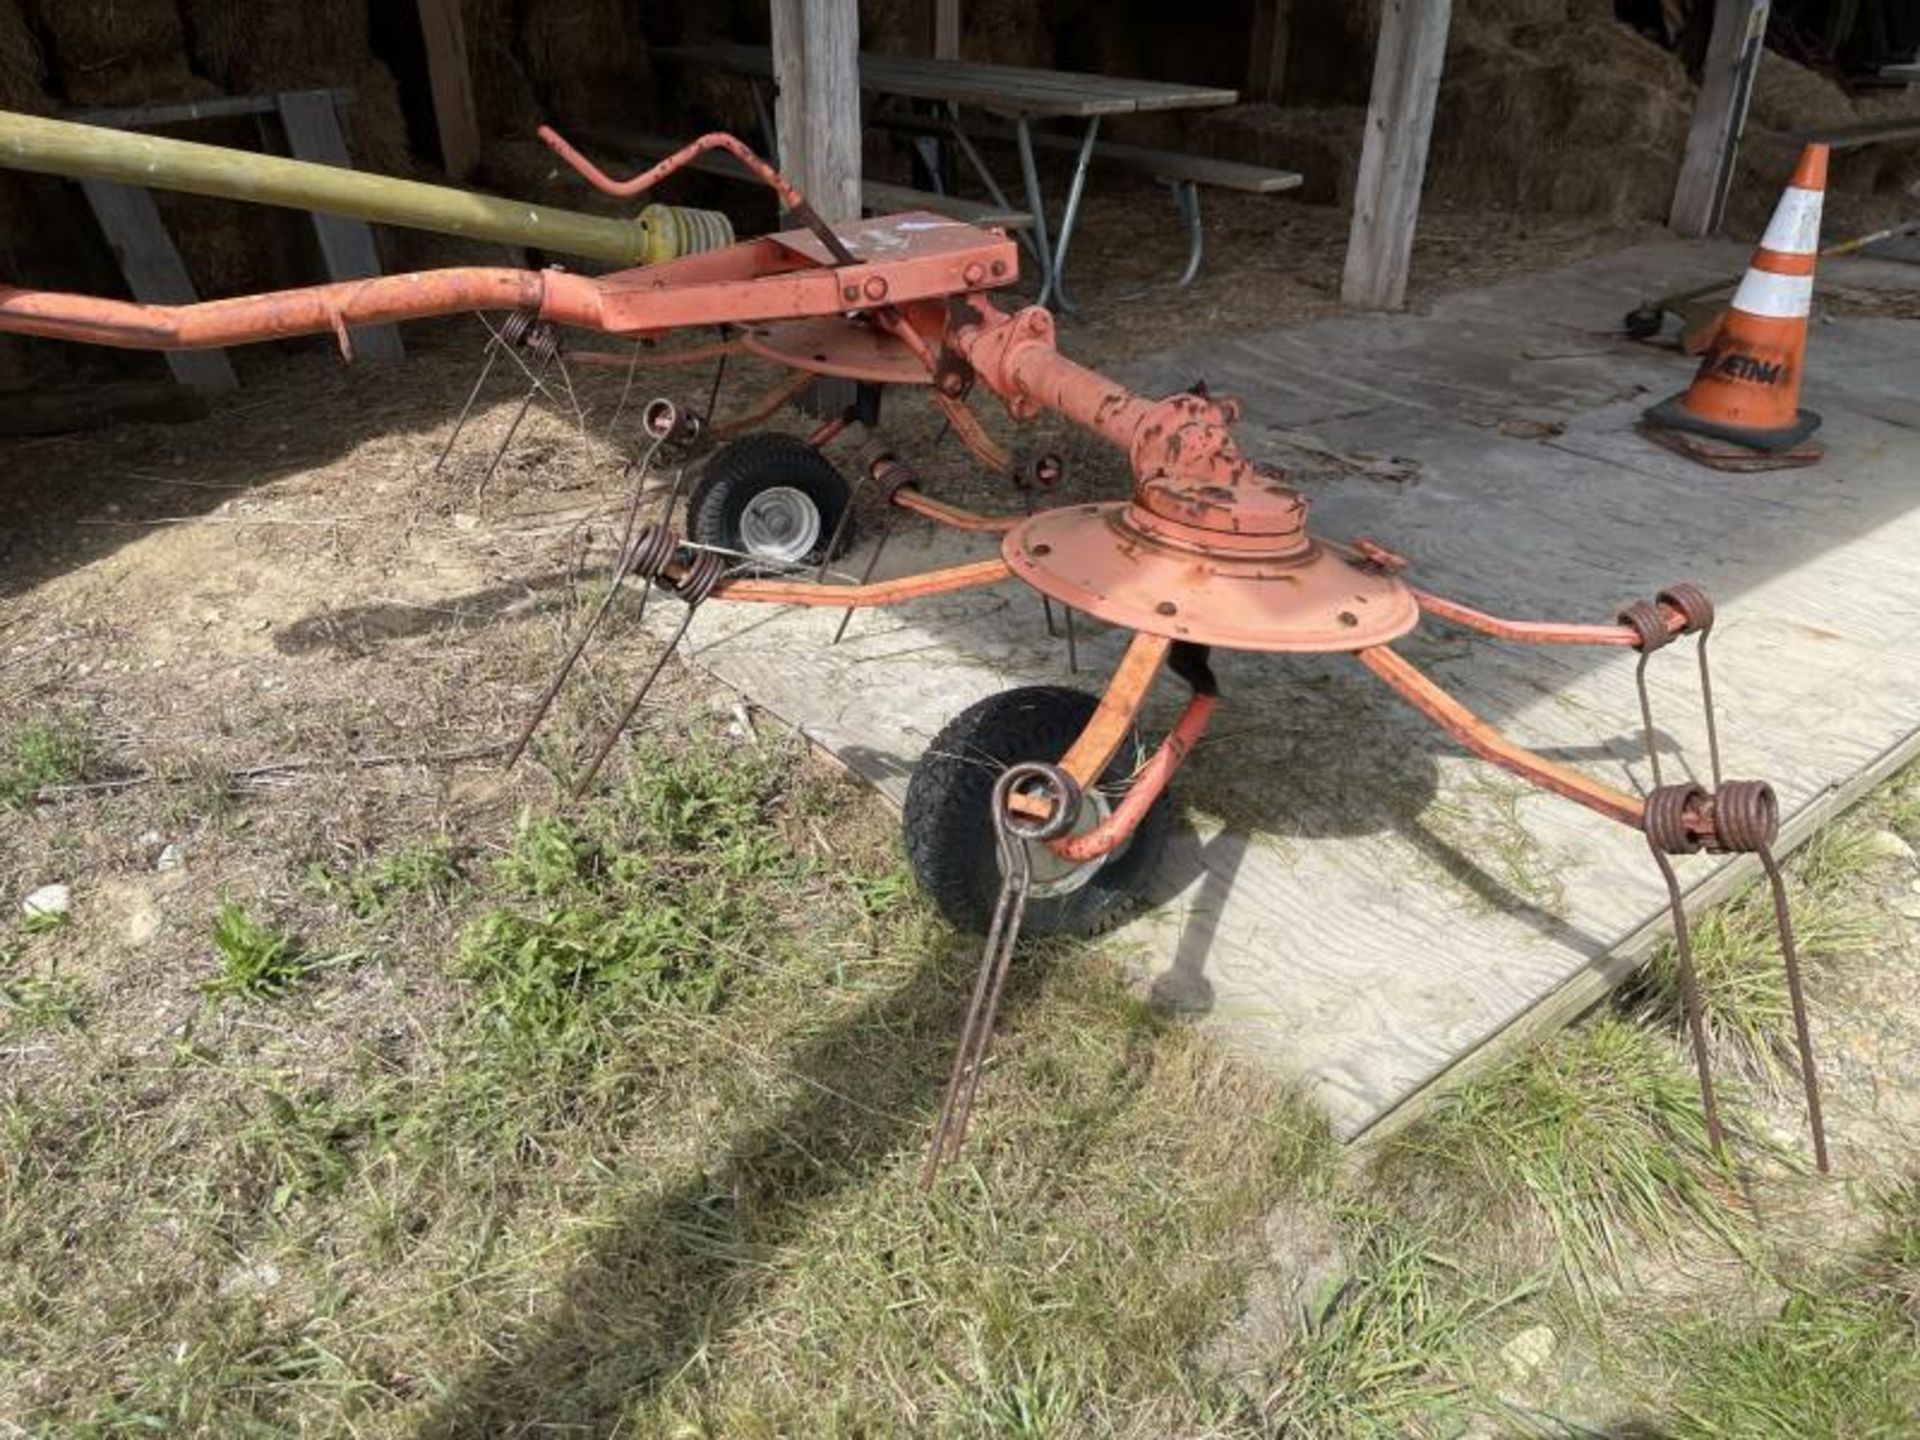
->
(657, 241, 1920, 1138)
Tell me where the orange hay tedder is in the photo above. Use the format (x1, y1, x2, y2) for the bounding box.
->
(0, 128, 1831, 1182)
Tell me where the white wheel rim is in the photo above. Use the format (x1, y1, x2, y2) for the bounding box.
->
(739, 486, 823, 564)
(1024, 786, 1122, 899)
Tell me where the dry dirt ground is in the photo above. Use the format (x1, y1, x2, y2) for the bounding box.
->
(3, 177, 1918, 1434)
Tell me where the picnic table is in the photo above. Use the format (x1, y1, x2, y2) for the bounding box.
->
(657, 41, 1241, 310)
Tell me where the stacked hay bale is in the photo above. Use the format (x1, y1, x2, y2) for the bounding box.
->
(26, 0, 203, 105)
(1194, 0, 1917, 230)
(0, 0, 44, 387)
(1429, 1, 1695, 223)
(171, 0, 413, 298)
(521, 0, 652, 130)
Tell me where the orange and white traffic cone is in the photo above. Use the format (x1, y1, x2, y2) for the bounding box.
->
(1642, 144, 1829, 471)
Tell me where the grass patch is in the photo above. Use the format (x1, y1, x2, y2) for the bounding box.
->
(0, 947, 84, 1031)
(1247, 1206, 1519, 1436)
(1655, 1185, 1920, 1437)
(1379, 1017, 1747, 1289)
(1640, 827, 1878, 1078)
(311, 837, 467, 918)
(0, 710, 97, 808)
(452, 742, 801, 1071)
(203, 901, 314, 1002)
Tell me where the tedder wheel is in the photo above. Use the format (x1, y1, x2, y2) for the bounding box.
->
(904, 686, 1173, 938)
(685, 432, 854, 567)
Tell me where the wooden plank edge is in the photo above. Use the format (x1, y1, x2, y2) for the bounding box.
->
(1347, 717, 1920, 1151)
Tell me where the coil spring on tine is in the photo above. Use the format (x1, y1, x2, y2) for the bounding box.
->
(522, 324, 563, 366)
(1712, 779, 1779, 853)
(1644, 782, 1707, 855)
(673, 549, 728, 607)
(1658, 582, 1715, 636)
(620, 522, 678, 584)
(497, 309, 539, 349)
(860, 441, 919, 500)
(1617, 598, 1673, 653)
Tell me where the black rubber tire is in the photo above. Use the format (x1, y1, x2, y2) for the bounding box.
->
(904, 686, 1173, 938)
(685, 432, 854, 566)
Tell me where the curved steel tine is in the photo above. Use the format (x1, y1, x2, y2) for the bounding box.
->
(832, 509, 897, 646)
(506, 578, 628, 770)
(435, 334, 502, 473)
(570, 602, 699, 800)
(1696, 632, 1723, 792)
(1649, 844, 1727, 1159)
(475, 353, 551, 499)
(1758, 846, 1830, 1173)
(1633, 649, 1663, 789)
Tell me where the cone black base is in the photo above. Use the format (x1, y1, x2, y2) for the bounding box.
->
(1643, 393, 1822, 453)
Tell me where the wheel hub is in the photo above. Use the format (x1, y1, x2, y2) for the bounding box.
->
(739, 485, 823, 563)
(1024, 784, 1119, 898)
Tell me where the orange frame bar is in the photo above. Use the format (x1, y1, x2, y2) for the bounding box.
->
(1356, 645, 1645, 828)
(707, 557, 1012, 608)
(1413, 589, 1683, 649)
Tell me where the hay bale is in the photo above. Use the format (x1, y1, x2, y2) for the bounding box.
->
(521, 0, 651, 128)
(965, 0, 1054, 67)
(463, 0, 539, 139)
(346, 60, 413, 177)
(178, 0, 366, 91)
(1747, 48, 1856, 133)
(1191, 103, 1365, 206)
(0, 0, 48, 112)
(30, 0, 200, 104)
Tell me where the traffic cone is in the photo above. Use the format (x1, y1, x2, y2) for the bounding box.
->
(1642, 144, 1828, 471)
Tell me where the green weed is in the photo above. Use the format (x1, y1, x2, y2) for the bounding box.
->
(0, 710, 96, 808)
(1251, 1205, 1517, 1436)
(239, 1087, 399, 1212)
(312, 836, 466, 918)
(0, 948, 84, 1031)
(203, 901, 312, 1002)
(1382, 1017, 1747, 1289)
(1657, 1188, 1920, 1437)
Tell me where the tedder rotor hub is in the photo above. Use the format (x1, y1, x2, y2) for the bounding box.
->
(1002, 503, 1419, 652)
(951, 301, 1420, 652)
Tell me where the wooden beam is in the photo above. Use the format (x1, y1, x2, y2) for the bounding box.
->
(276, 91, 405, 363)
(770, 0, 862, 222)
(1669, 0, 1770, 237)
(78, 180, 239, 396)
(932, 0, 961, 61)
(417, 0, 481, 181)
(1340, 0, 1451, 311)
(1246, 0, 1292, 105)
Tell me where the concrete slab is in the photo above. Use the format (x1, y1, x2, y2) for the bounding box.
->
(655, 240, 1920, 1139)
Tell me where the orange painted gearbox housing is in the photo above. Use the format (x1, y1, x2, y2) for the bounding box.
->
(942, 300, 1419, 652)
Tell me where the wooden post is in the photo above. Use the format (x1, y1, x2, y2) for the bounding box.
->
(770, 0, 862, 222)
(933, 0, 961, 61)
(417, 0, 481, 181)
(1246, 0, 1292, 105)
(1669, 0, 1771, 237)
(276, 91, 406, 362)
(78, 180, 239, 396)
(1340, 0, 1451, 311)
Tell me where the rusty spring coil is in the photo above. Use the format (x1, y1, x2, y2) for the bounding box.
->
(1617, 598, 1672, 653)
(496, 308, 539, 348)
(1658, 582, 1714, 635)
(859, 439, 920, 500)
(1643, 779, 1778, 856)
(619, 522, 727, 605)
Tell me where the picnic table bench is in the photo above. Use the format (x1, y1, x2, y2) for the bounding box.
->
(657, 42, 1294, 309)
